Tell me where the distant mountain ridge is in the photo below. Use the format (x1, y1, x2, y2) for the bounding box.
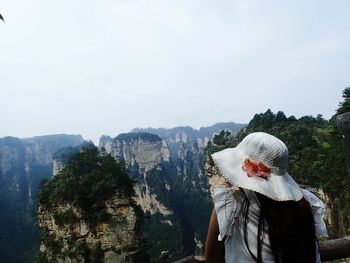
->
(131, 122, 245, 142)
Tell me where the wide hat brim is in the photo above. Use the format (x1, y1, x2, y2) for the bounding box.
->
(211, 147, 303, 201)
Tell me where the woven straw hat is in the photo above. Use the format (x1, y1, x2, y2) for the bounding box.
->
(211, 132, 303, 201)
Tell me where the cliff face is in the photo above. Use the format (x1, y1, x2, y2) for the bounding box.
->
(101, 133, 170, 173)
(0, 134, 84, 262)
(0, 134, 84, 203)
(36, 146, 146, 263)
(99, 123, 245, 261)
(37, 193, 143, 263)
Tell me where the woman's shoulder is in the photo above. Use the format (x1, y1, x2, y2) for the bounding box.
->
(212, 187, 243, 240)
(301, 188, 328, 237)
(212, 186, 243, 206)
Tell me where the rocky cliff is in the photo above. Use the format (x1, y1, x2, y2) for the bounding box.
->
(37, 193, 143, 263)
(100, 133, 172, 216)
(99, 122, 245, 261)
(100, 133, 183, 261)
(0, 134, 84, 262)
(36, 146, 145, 263)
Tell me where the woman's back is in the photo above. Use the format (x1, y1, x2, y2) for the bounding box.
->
(256, 192, 317, 263)
(212, 187, 321, 263)
(213, 188, 274, 262)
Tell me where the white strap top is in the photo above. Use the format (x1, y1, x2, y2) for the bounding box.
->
(213, 187, 326, 263)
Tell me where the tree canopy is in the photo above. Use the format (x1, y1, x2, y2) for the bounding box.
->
(38, 146, 135, 223)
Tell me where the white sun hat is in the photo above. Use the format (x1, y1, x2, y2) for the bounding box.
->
(211, 132, 303, 201)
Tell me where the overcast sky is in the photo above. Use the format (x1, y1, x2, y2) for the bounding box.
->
(1, 0, 349, 143)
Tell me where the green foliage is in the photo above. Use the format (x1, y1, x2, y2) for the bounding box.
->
(52, 141, 93, 163)
(337, 87, 350, 114)
(142, 212, 184, 262)
(39, 231, 63, 255)
(90, 242, 104, 263)
(115, 132, 161, 143)
(205, 130, 238, 161)
(213, 130, 231, 145)
(52, 208, 77, 226)
(38, 146, 135, 224)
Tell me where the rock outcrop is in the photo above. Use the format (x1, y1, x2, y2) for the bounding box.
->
(99, 123, 245, 261)
(37, 193, 143, 263)
(100, 133, 173, 216)
(36, 146, 146, 263)
(102, 133, 170, 174)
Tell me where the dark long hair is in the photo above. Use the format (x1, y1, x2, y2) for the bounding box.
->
(241, 190, 317, 263)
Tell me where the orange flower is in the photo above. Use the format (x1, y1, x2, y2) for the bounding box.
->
(242, 159, 270, 179)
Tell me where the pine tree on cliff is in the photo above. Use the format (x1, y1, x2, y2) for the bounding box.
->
(337, 87, 350, 115)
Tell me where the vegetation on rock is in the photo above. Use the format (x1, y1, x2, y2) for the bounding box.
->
(115, 132, 162, 143)
(38, 146, 135, 223)
(36, 145, 145, 262)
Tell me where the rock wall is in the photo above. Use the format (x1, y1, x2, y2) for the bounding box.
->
(99, 125, 245, 260)
(106, 136, 170, 173)
(100, 133, 172, 215)
(37, 193, 143, 263)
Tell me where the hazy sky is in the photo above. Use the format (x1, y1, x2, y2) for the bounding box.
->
(1, 0, 349, 143)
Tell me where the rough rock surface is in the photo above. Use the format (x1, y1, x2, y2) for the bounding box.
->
(98, 124, 245, 260)
(100, 134, 172, 215)
(37, 193, 143, 263)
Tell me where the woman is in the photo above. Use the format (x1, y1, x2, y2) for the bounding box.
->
(205, 132, 327, 263)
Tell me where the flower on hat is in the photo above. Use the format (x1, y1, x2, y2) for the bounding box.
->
(242, 159, 270, 179)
